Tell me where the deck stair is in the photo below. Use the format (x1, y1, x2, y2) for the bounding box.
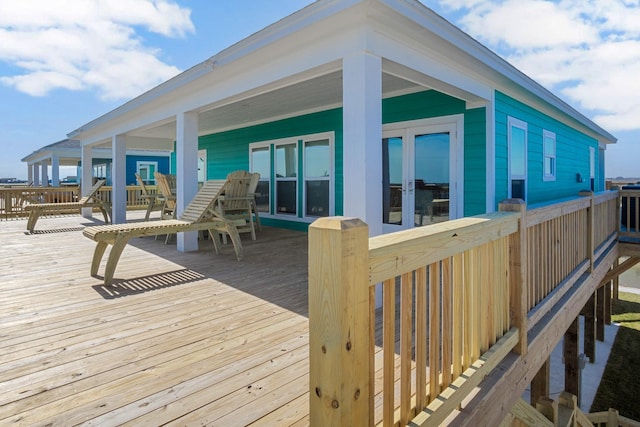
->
(503, 392, 640, 427)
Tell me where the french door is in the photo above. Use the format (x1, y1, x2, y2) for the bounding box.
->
(382, 119, 462, 233)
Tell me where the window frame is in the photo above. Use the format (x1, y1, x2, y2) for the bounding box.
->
(507, 116, 528, 201)
(136, 161, 159, 185)
(542, 130, 556, 182)
(249, 131, 335, 222)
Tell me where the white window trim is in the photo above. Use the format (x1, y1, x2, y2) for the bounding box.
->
(136, 161, 159, 184)
(543, 129, 556, 182)
(590, 147, 595, 179)
(303, 137, 335, 219)
(249, 131, 335, 222)
(507, 116, 528, 200)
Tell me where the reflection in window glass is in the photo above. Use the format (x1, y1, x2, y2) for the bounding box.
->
(382, 137, 403, 225)
(305, 140, 330, 177)
(510, 126, 526, 177)
(276, 181, 296, 215)
(251, 147, 270, 178)
(306, 180, 329, 217)
(543, 132, 556, 179)
(276, 144, 297, 178)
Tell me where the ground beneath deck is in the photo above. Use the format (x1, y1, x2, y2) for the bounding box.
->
(0, 212, 311, 426)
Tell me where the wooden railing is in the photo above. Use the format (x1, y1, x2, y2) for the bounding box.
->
(619, 188, 640, 239)
(308, 190, 619, 426)
(0, 185, 156, 219)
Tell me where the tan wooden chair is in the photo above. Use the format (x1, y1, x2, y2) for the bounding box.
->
(154, 172, 177, 220)
(216, 170, 257, 241)
(135, 173, 162, 220)
(248, 172, 262, 232)
(83, 179, 243, 286)
(25, 179, 109, 233)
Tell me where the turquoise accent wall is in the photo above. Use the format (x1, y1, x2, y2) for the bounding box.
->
(198, 108, 344, 227)
(495, 91, 600, 206)
(463, 108, 487, 216)
(199, 89, 488, 229)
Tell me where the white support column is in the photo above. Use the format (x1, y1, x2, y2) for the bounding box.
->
(111, 135, 127, 224)
(176, 111, 199, 251)
(342, 52, 383, 236)
(81, 143, 93, 218)
(41, 161, 49, 187)
(51, 155, 60, 187)
(30, 163, 37, 186)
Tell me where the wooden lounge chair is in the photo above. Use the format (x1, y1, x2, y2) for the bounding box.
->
(26, 179, 109, 233)
(216, 170, 258, 240)
(83, 180, 243, 286)
(135, 173, 162, 220)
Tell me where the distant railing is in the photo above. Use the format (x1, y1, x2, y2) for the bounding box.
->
(0, 185, 156, 219)
(619, 188, 640, 240)
(308, 190, 618, 426)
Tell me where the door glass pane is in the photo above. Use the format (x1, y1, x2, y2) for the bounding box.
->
(414, 133, 449, 226)
(382, 137, 403, 225)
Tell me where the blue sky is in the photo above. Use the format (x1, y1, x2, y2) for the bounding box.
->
(1, 0, 638, 180)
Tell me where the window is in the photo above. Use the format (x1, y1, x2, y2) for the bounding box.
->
(250, 146, 270, 213)
(304, 139, 330, 217)
(275, 143, 297, 215)
(590, 146, 595, 191)
(543, 130, 556, 181)
(249, 132, 334, 221)
(137, 161, 158, 185)
(508, 117, 527, 200)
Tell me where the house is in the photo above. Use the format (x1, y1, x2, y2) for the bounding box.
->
(67, 0, 615, 244)
(21, 139, 171, 187)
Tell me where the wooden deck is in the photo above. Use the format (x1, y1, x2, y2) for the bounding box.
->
(0, 212, 311, 426)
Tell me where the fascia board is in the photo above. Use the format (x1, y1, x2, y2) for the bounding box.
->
(377, 0, 616, 144)
(68, 0, 362, 141)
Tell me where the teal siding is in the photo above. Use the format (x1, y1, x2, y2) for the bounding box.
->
(495, 91, 600, 206)
(464, 108, 486, 216)
(199, 89, 488, 230)
(382, 91, 466, 124)
(198, 108, 344, 230)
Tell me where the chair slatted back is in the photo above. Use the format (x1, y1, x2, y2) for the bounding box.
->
(135, 173, 151, 196)
(78, 179, 106, 204)
(155, 172, 176, 210)
(179, 180, 226, 223)
(222, 170, 252, 211)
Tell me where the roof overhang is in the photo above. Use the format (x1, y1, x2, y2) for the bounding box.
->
(67, 0, 615, 148)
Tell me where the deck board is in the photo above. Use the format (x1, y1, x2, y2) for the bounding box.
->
(0, 212, 311, 426)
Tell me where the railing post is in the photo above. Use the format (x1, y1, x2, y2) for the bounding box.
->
(308, 217, 370, 426)
(579, 190, 595, 272)
(499, 199, 528, 355)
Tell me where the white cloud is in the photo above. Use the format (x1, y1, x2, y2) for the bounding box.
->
(0, 0, 194, 100)
(427, 0, 640, 132)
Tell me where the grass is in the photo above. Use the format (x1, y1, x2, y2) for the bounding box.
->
(590, 291, 640, 420)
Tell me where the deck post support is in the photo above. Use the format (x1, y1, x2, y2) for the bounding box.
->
(604, 281, 612, 325)
(499, 199, 528, 355)
(308, 217, 370, 427)
(579, 190, 595, 272)
(531, 357, 550, 406)
(563, 316, 581, 406)
(584, 293, 596, 363)
(596, 285, 605, 341)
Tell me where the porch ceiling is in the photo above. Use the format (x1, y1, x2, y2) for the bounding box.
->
(123, 71, 423, 145)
